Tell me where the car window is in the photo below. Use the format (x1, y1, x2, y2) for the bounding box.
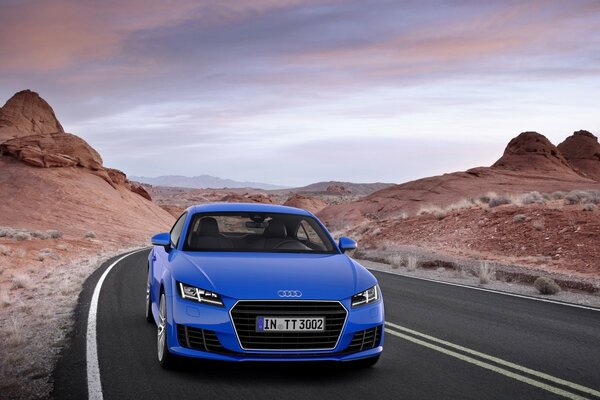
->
(296, 220, 320, 243)
(183, 212, 336, 253)
(170, 212, 187, 248)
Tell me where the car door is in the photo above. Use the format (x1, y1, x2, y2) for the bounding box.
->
(152, 212, 187, 299)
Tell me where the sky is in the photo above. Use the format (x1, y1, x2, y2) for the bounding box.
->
(1, 0, 599, 186)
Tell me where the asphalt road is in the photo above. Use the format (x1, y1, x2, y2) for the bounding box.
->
(53, 249, 600, 400)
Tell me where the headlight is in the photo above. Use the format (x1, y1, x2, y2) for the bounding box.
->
(351, 285, 380, 307)
(178, 282, 224, 307)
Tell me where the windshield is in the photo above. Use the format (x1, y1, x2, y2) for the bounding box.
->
(182, 212, 337, 253)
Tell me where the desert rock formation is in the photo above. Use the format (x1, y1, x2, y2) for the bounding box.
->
(558, 130, 600, 182)
(0, 89, 64, 142)
(318, 131, 600, 230)
(283, 194, 328, 214)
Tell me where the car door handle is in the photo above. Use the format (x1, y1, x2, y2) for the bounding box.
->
(151, 255, 157, 262)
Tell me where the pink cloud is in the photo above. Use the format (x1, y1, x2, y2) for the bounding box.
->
(0, 0, 325, 72)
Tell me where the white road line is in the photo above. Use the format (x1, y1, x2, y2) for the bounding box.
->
(87, 248, 148, 400)
(385, 322, 600, 399)
(384, 328, 590, 400)
(368, 267, 600, 312)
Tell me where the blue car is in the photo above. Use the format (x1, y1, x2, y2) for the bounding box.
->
(146, 203, 384, 368)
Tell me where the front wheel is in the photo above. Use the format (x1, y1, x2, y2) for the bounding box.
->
(157, 292, 178, 368)
(145, 267, 153, 323)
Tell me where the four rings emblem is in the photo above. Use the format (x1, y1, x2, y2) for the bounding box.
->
(277, 290, 302, 298)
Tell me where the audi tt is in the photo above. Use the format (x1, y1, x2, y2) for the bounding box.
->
(146, 203, 384, 368)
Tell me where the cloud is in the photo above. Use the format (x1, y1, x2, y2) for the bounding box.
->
(1, 0, 599, 185)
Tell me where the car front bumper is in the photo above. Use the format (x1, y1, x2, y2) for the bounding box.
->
(166, 294, 385, 362)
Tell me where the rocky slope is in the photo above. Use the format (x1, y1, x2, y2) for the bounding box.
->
(318, 131, 600, 231)
(558, 130, 600, 182)
(283, 194, 328, 214)
(0, 90, 174, 400)
(0, 88, 175, 266)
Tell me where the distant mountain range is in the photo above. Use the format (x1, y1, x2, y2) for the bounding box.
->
(276, 181, 395, 196)
(130, 175, 290, 190)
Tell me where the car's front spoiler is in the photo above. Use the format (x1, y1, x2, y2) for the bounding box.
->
(169, 345, 383, 362)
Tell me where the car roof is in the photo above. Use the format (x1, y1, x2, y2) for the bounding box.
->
(186, 202, 313, 216)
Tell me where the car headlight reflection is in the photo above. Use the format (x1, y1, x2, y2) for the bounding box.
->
(351, 285, 380, 308)
(178, 282, 224, 307)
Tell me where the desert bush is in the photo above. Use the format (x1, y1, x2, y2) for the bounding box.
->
(406, 255, 418, 272)
(433, 209, 448, 220)
(520, 191, 544, 205)
(448, 199, 477, 211)
(551, 191, 567, 200)
(55, 244, 68, 251)
(0, 245, 10, 256)
(0, 287, 11, 307)
(534, 277, 561, 295)
(479, 192, 497, 204)
(489, 195, 512, 208)
(14, 232, 31, 241)
(582, 203, 597, 212)
(532, 220, 545, 230)
(478, 261, 495, 284)
(564, 193, 579, 205)
(11, 274, 32, 290)
(564, 189, 600, 205)
(386, 255, 403, 269)
(47, 230, 63, 239)
(85, 231, 96, 239)
(31, 231, 49, 240)
(513, 214, 527, 223)
(0, 228, 11, 237)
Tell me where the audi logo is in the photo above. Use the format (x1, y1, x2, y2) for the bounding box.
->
(277, 290, 303, 298)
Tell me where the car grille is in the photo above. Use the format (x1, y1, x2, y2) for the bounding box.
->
(230, 301, 347, 351)
(177, 325, 232, 353)
(346, 326, 382, 353)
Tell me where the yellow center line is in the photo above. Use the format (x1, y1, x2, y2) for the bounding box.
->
(385, 328, 589, 400)
(385, 321, 600, 399)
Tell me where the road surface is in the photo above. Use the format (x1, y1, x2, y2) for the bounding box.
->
(53, 249, 600, 400)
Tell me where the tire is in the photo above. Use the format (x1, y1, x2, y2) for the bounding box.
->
(353, 355, 380, 369)
(157, 292, 179, 369)
(145, 267, 154, 323)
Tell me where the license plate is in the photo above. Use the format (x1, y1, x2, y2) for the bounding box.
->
(256, 316, 325, 332)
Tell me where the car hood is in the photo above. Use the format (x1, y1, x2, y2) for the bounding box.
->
(173, 252, 376, 300)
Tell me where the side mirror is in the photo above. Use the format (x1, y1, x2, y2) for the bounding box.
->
(151, 232, 171, 252)
(338, 236, 357, 253)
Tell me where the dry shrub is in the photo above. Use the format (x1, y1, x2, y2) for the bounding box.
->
(520, 191, 545, 205)
(479, 192, 497, 204)
(551, 191, 567, 200)
(534, 277, 561, 295)
(14, 232, 31, 241)
(11, 274, 32, 290)
(386, 254, 403, 269)
(433, 209, 448, 220)
(0, 245, 11, 256)
(582, 203, 597, 212)
(0, 287, 11, 307)
(513, 214, 527, 223)
(564, 189, 600, 205)
(5, 317, 26, 347)
(406, 255, 418, 272)
(85, 231, 96, 239)
(47, 230, 63, 239)
(489, 195, 512, 208)
(31, 231, 49, 240)
(478, 261, 495, 284)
